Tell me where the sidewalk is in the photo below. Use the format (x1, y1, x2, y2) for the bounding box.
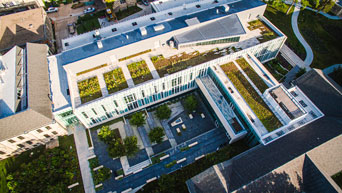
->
(73, 125, 95, 193)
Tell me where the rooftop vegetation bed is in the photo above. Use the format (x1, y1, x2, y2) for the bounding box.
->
(247, 19, 278, 43)
(235, 58, 269, 93)
(152, 49, 228, 77)
(139, 140, 249, 193)
(104, 68, 128, 94)
(127, 60, 153, 85)
(78, 76, 102, 104)
(77, 64, 107, 76)
(92, 167, 111, 185)
(118, 49, 151, 62)
(220, 62, 282, 132)
(4, 135, 84, 193)
(264, 56, 291, 82)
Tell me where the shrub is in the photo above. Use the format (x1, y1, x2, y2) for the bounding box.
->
(108, 140, 126, 158)
(98, 126, 117, 143)
(156, 104, 171, 120)
(148, 127, 165, 144)
(183, 95, 197, 112)
(89, 157, 100, 169)
(124, 136, 139, 157)
(92, 167, 111, 185)
(103, 68, 128, 94)
(130, 112, 145, 127)
(165, 160, 177, 168)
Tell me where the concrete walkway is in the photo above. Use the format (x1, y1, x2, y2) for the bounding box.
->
(292, 1, 314, 67)
(73, 125, 95, 193)
(120, 63, 135, 88)
(280, 45, 308, 69)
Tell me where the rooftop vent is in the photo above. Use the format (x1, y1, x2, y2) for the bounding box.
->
(112, 28, 117, 32)
(65, 42, 69, 47)
(222, 4, 229, 12)
(214, 0, 218, 3)
(97, 40, 103, 49)
(132, 22, 137, 26)
(153, 24, 165, 32)
(168, 12, 173, 16)
(196, 4, 200, 8)
(150, 17, 155, 21)
(140, 27, 147, 36)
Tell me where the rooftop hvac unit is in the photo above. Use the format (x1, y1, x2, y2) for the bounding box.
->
(140, 27, 147, 36)
(222, 4, 229, 12)
(153, 24, 165, 32)
(97, 40, 103, 49)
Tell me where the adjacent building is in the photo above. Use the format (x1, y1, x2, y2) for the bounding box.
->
(0, 7, 55, 54)
(0, 43, 67, 160)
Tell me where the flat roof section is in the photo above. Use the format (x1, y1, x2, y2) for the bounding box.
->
(174, 14, 246, 45)
(270, 86, 304, 120)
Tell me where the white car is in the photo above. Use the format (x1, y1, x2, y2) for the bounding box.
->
(46, 7, 58, 13)
(84, 7, 95, 14)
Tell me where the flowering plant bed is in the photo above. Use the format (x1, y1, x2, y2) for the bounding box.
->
(127, 60, 153, 85)
(235, 58, 269, 93)
(220, 62, 282, 132)
(104, 68, 128, 94)
(77, 76, 102, 104)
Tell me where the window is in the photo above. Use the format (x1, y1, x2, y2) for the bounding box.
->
(92, 108, 97, 115)
(141, 90, 145, 97)
(18, 136, 24, 140)
(112, 28, 117, 32)
(154, 86, 158, 93)
(52, 131, 58, 135)
(102, 105, 107, 112)
(26, 141, 33, 145)
(17, 144, 25, 148)
(0, 151, 5, 155)
(178, 77, 182, 84)
(37, 129, 43, 133)
(150, 17, 155, 21)
(190, 73, 193, 80)
(120, 0, 126, 4)
(46, 126, 52, 130)
(114, 100, 118, 107)
(132, 22, 137, 26)
(44, 134, 50, 138)
(299, 100, 307, 107)
(8, 139, 15, 143)
(82, 112, 88, 118)
(162, 83, 165, 90)
(172, 78, 177, 87)
(291, 91, 298, 97)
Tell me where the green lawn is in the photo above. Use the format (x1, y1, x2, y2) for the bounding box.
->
(298, 10, 342, 69)
(139, 140, 250, 193)
(76, 12, 104, 34)
(221, 62, 282, 132)
(264, 5, 306, 60)
(116, 6, 142, 20)
(127, 60, 153, 85)
(332, 171, 342, 189)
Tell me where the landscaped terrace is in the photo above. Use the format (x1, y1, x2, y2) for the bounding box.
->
(220, 62, 282, 132)
(235, 58, 269, 93)
(247, 19, 278, 43)
(127, 60, 153, 85)
(104, 68, 128, 94)
(151, 48, 239, 77)
(77, 76, 102, 104)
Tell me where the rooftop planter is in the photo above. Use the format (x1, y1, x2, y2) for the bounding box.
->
(235, 58, 269, 93)
(104, 68, 128, 94)
(151, 49, 227, 77)
(77, 76, 102, 104)
(127, 60, 153, 85)
(247, 19, 278, 43)
(220, 62, 282, 132)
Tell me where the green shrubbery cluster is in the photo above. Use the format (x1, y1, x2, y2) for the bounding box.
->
(77, 76, 102, 103)
(104, 68, 128, 94)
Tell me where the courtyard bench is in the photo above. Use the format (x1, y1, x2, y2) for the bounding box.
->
(189, 114, 193, 119)
(201, 113, 205, 119)
(182, 124, 186, 130)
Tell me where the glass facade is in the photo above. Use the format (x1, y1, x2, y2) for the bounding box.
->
(179, 36, 240, 48)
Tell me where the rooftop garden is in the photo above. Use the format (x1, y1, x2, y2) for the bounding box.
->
(247, 19, 278, 43)
(152, 49, 231, 77)
(3, 135, 84, 193)
(235, 58, 269, 93)
(78, 76, 102, 104)
(264, 56, 292, 81)
(220, 62, 282, 132)
(104, 68, 128, 94)
(127, 60, 153, 85)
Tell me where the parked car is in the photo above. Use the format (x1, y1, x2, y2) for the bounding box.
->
(67, 23, 76, 35)
(46, 7, 58, 13)
(84, 7, 95, 14)
(142, 0, 149, 6)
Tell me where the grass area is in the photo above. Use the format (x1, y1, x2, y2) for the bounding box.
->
(151, 153, 167, 164)
(298, 10, 342, 69)
(235, 58, 269, 93)
(139, 140, 250, 193)
(221, 62, 282, 132)
(180, 146, 190, 152)
(165, 160, 177, 168)
(90, 117, 124, 131)
(332, 171, 342, 188)
(76, 11, 105, 34)
(116, 168, 124, 176)
(104, 68, 128, 94)
(116, 6, 143, 20)
(86, 129, 93, 148)
(77, 76, 102, 104)
(127, 60, 153, 85)
(3, 135, 84, 193)
(329, 66, 342, 86)
(264, 5, 306, 60)
(89, 157, 100, 170)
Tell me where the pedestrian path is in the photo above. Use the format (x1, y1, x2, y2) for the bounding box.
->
(73, 125, 95, 193)
(96, 73, 109, 97)
(291, 1, 314, 67)
(280, 45, 308, 70)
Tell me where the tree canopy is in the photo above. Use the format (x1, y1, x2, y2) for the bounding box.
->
(130, 112, 146, 127)
(156, 104, 171, 120)
(124, 136, 139, 157)
(148, 127, 165, 144)
(184, 95, 198, 112)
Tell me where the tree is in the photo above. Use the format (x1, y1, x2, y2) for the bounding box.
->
(156, 104, 171, 120)
(184, 95, 198, 112)
(130, 112, 145, 127)
(108, 140, 126, 158)
(148, 127, 165, 144)
(124, 136, 139, 157)
(98, 126, 115, 143)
